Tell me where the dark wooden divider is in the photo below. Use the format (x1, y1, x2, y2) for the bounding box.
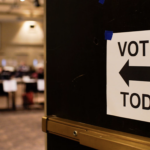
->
(46, 0, 150, 149)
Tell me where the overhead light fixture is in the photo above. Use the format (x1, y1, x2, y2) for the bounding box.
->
(29, 21, 36, 27)
(30, 25, 35, 28)
(20, 0, 25, 1)
(34, 0, 40, 7)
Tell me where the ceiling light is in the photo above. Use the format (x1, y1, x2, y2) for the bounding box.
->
(20, 0, 25, 1)
(30, 25, 35, 28)
(34, 0, 40, 7)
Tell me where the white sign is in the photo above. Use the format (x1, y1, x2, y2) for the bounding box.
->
(3, 79, 17, 92)
(107, 30, 150, 123)
(37, 79, 45, 91)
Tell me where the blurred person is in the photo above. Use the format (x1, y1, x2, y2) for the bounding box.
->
(0, 66, 3, 79)
(22, 63, 44, 109)
(31, 63, 44, 79)
(37, 63, 44, 79)
(0, 66, 2, 73)
(1, 66, 15, 80)
(16, 61, 30, 77)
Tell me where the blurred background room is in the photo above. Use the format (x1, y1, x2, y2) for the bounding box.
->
(0, 0, 45, 150)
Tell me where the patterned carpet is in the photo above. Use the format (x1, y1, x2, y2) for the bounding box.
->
(0, 110, 45, 150)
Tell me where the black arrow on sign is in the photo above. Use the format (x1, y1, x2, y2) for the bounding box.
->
(119, 60, 150, 86)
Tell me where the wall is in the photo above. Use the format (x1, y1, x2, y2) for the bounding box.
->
(0, 21, 44, 68)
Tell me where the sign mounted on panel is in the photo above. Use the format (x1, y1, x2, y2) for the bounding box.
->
(107, 30, 150, 123)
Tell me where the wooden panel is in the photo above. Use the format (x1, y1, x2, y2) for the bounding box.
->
(46, 0, 150, 139)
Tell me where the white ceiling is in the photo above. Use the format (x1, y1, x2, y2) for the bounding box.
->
(0, 0, 44, 21)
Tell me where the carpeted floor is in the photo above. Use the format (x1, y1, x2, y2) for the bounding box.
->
(0, 110, 45, 150)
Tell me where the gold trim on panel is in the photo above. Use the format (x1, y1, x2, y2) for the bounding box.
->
(47, 120, 86, 141)
(42, 116, 48, 133)
(44, 0, 47, 149)
(42, 116, 150, 150)
(44, 0, 47, 120)
(80, 131, 149, 150)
